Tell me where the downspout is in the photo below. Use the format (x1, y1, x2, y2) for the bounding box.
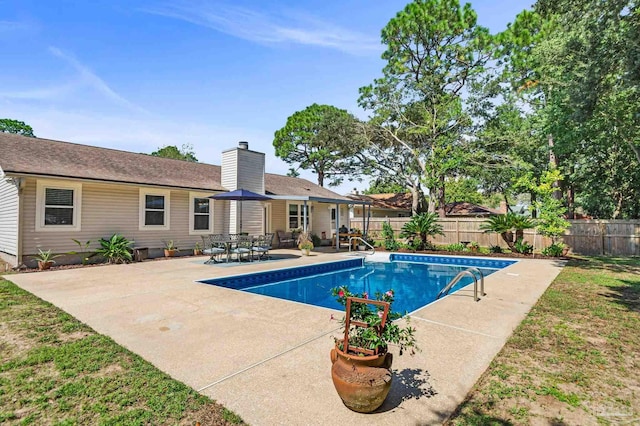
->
(15, 178, 25, 268)
(335, 204, 340, 252)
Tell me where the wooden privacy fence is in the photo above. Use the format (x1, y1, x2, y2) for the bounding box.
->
(361, 218, 640, 256)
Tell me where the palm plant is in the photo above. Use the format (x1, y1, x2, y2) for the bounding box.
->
(399, 212, 444, 250)
(480, 213, 534, 250)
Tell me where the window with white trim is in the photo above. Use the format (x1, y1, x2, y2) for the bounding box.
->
(189, 192, 213, 234)
(139, 189, 170, 230)
(287, 202, 310, 230)
(36, 180, 82, 232)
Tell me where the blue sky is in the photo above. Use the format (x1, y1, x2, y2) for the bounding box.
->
(1, 0, 532, 194)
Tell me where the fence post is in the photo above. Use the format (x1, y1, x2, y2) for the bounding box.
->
(456, 219, 460, 243)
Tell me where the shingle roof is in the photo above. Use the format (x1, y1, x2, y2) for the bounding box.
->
(0, 133, 348, 199)
(346, 193, 413, 211)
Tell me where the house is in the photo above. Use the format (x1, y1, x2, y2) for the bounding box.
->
(347, 193, 503, 218)
(0, 134, 360, 267)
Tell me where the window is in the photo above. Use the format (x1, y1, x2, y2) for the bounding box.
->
(288, 202, 311, 230)
(36, 180, 82, 232)
(139, 189, 170, 230)
(189, 192, 213, 234)
(289, 204, 299, 229)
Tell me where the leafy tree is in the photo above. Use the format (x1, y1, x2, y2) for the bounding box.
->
(399, 212, 444, 250)
(444, 177, 484, 204)
(358, 0, 494, 216)
(0, 118, 35, 137)
(151, 144, 198, 162)
(363, 178, 407, 195)
(517, 169, 571, 244)
(273, 104, 362, 187)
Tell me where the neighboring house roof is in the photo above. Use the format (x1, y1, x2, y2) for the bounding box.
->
(0, 133, 349, 200)
(445, 202, 501, 216)
(346, 193, 501, 216)
(347, 193, 413, 211)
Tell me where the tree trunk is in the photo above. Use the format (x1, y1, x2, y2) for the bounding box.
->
(436, 175, 446, 218)
(548, 135, 562, 201)
(317, 170, 324, 187)
(410, 186, 421, 216)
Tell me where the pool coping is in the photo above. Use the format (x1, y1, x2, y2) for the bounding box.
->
(5, 250, 565, 425)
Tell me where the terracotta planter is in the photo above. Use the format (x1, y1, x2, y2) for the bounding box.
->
(164, 249, 177, 257)
(330, 345, 393, 413)
(38, 261, 54, 271)
(194, 249, 203, 256)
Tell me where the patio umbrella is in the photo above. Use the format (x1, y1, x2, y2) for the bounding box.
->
(209, 188, 271, 234)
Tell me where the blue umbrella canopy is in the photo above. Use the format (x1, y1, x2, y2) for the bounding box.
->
(209, 189, 271, 233)
(209, 188, 271, 201)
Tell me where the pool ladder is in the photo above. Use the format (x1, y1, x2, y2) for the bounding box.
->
(436, 267, 485, 302)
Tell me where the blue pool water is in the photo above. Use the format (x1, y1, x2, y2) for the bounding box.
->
(199, 255, 516, 314)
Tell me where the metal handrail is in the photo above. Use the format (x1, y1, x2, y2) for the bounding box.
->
(436, 267, 485, 302)
(348, 236, 375, 254)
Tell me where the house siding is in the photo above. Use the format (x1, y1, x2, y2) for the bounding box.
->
(313, 202, 349, 238)
(0, 176, 19, 266)
(21, 178, 220, 257)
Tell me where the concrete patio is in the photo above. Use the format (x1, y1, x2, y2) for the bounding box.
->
(5, 250, 564, 425)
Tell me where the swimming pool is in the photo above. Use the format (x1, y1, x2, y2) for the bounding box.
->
(199, 254, 517, 314)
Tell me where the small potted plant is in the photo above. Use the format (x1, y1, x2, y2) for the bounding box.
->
(193, 241, 203, 256)
(468, 241, 480, 253)
(329, 286, 418, 413)
(299, 240, 314, 255)
(34, 249, 60, 271)
(163, 240, 179, 257)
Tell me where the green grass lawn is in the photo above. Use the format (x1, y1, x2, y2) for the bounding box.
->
(0, 277, 244, 425)
(447, 257, 640, 425)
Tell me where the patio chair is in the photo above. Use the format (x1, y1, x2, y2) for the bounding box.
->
(230, 235, 252, 262)
(202, 235, 226, 264)
(251, 234, 273, 261)
(277, 230, 295, 248)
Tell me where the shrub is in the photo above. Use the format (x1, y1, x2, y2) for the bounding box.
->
(311, 233, 322, 247)
(96, 234, 134, 264)
(445, 243, 467, 252)
(513, 238, 533, 254)
(542, 243, 566, 257)
(489, 244, 503, 253)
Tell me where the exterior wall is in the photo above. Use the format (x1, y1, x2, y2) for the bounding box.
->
(314, 203, 348, 239)
(0, 175, 19, 266)
(20, 177, 222, 260)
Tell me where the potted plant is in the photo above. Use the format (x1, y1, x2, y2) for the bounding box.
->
(468, 241, 480, 253)
(299, 240, 314, 255)
(163, 240, 179, 257)
(193, 241, 203, 256)
(34, 249, 60, 270)
(329, 286, 418, 413)
(297, 231, 313, 255)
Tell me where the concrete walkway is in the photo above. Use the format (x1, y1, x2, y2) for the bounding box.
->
(5, 251, 564, 425)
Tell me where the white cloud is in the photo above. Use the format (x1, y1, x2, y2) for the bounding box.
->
(48, 47, 149, 114)
(144, 2, 381, 55)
